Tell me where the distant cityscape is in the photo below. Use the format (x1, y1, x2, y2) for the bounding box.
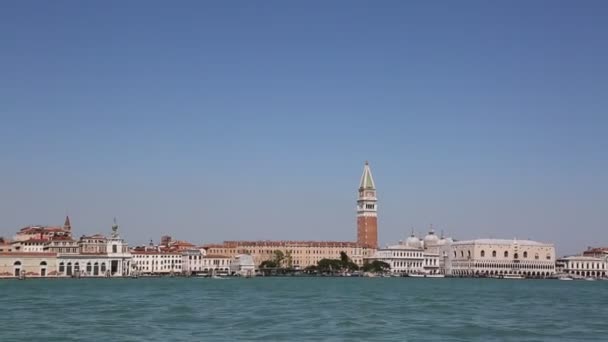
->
(1, 162, 606, 280)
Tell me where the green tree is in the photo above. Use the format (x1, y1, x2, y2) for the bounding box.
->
(285, 250, 293, 269)
(260, 260, 278, 268)
(346, 261, 359, 272)
(340, 251, 350, 266)
(363, 260, 390, 273)
(273, 250, 285, 267)
(317, 258, 343, 273)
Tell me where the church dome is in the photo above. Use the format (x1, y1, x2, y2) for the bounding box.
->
(405, 233, 421, 248)
(437, 237, 453, 245)
(423, 230, 439, 246)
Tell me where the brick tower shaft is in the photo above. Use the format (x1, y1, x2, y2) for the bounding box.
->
(357, 161, 378, 248)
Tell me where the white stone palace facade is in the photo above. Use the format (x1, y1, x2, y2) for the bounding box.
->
(449, 239, 555, 277)
(365, 228, 450, 275)
(557, 255, 607, 278)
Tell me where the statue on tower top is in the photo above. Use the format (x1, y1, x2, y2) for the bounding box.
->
(111, 217, 119, 238)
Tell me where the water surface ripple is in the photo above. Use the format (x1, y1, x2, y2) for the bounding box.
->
(1, 278, 606, 341)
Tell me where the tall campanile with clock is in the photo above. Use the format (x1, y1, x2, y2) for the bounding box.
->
(357, 161, 378, 248)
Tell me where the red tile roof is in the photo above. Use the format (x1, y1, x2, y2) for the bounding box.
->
(13, 239, 48, 244)
(0, 252, 57, 257)
(81, 234, 106, 239)
(220, 240, 365, 248)
(131, 251, 182, 255)
(203, 254, 231, 259)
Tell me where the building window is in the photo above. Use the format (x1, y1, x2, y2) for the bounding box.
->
(514, 253, 519, 259)
(504, 251, 509, 258)
(535, 254, 539, 260)
(492, 251, 497, 258)
(59, 262, 65, 273)
(481, 250, 485, 257)
(523, 251, 528, 258)
(113, 245, 117, 253)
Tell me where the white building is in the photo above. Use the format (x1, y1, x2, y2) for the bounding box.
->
(202, 254, 232, 275)
(57, 220, 132, 277)
(132, 250, 182, 275)
(230, 254, 256, 277)
(365, 229, 448, 275)
(11, 239, 47, 253)
(558, 255, 607, 278)
(182, 248, 204, 275)
(449, 239, 555, 278)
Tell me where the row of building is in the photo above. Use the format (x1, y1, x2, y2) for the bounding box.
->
(0, 218, 256, 278)
(1, 162, 606, 279)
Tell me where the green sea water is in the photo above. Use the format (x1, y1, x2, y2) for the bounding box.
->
(1, 277, 606, 341)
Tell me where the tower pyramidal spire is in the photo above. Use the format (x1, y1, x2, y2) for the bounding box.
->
(359, 160, 376, 190)
(356, 161, 378, 248)
(63, 215, 71, 231)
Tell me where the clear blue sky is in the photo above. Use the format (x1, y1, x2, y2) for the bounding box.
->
(1, 1, 607, 255)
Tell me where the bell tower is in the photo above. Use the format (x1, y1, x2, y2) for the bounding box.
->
(357, 161, 378, 248)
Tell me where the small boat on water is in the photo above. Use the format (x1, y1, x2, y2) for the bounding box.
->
(558, 276, 573, 281)
(584, 277, 596, 281)
(501, 274, 524, 280)
(408, 273, 425, 278)
(408, 273, 445, 278)
(425, 274, 445, 278)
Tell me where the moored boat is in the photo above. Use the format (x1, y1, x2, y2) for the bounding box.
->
(407, 273, 425, 278)
(425, 274, 445, 278)
(502, 274, 524, 279)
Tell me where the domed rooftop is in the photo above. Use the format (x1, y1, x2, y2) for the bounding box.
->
(436, 236, 454, 245)
(423, 228, 440, 246)
(405, 231, 422, 248)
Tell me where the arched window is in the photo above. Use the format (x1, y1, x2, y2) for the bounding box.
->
(461, 251, 464, 257)
(481, 250, 485, 257)
(101, 263, 107, 273)
(40, 261, 47, 266)
(523, 251, 528, 258)
(504, 251, 509, 258)
(59, 262, 65, 273)
(467, 251, 471, 258)
(492, 250, 497, 258)
(514, 253, 519, 259)
(93, 262, 99, 276)
(535, 253, 539, 260)
(546, 254, 551, 260)
(14, 261, 22, 266)
(87, 262, 92, 273)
